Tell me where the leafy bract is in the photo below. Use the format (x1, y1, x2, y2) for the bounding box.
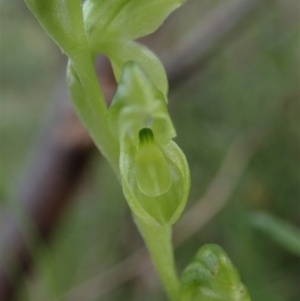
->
(67, 61, 120, 173)
(84, 0, 186, 45)
(83, 0, 186, 96)
(67, 61, 101, 144)
(109, 62, 190, 226)
(181, 245, 251, 301)
(25, 0, 87, 59)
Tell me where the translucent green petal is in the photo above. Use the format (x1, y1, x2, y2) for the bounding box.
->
(135, 128, 172, 197)
(181, 245, 251, 301)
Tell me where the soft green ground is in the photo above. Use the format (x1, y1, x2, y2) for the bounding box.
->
(1, 0, 299, 301)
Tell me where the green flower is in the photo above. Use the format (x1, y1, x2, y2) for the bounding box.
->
(109, 62, 190, 226)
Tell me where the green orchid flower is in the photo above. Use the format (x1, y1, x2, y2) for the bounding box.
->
(109, 61, 190, 226)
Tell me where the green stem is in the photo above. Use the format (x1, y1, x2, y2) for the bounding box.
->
(136, 217, 180, 301)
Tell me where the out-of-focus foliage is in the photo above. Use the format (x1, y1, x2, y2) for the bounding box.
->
(0, 0, 299, 301)
(0, 0, 61, 191)
(250, 212, 300, 257)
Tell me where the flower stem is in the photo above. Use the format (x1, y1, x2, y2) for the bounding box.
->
(136, 217, 180, 301)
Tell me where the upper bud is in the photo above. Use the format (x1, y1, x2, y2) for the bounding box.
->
(181, 244, 251, 301)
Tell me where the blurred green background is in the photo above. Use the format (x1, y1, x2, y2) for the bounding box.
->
(0, 0, 299, 300)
